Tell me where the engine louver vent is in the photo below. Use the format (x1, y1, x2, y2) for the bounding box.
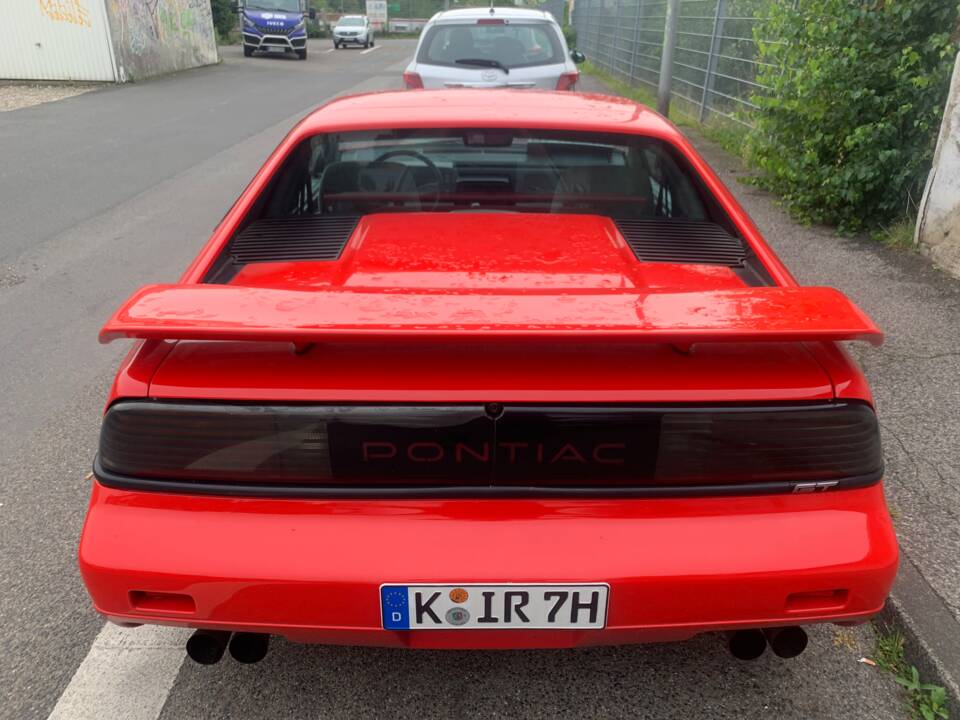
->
(616, 219, 748, 267)
(229, 216, 359, 264)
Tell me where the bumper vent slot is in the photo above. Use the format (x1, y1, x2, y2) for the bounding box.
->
(229, 216, 359, 264)
(616, 219, 749, 267)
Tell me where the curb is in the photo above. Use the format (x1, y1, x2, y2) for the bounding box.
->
(878, 551, 960, 717)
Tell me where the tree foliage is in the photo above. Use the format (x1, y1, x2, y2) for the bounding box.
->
(210, 0, 236, 39)
(748, 0, 959, 232)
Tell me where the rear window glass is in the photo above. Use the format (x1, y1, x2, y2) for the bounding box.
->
(257, 129, 713, 222)
(417, 22, 563, 69)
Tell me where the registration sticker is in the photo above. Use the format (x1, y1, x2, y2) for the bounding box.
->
(380, 584, 608, 630)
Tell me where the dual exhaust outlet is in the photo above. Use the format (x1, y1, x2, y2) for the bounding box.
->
(185, 625, 807, 665)
(186, 630, 269, 665)
(727, 626, 809, 660)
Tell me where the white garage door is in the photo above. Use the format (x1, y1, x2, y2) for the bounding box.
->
(4, 0, 117, 81)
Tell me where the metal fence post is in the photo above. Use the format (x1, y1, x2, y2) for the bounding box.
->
(613, 0, 623, 78)
(587, 0, 596, 60)
(699, 0, 726, 122)
(656, 0, 680, 115)
(628, 0, 643, 85)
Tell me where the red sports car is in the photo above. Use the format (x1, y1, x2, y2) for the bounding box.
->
(80, 89, 898, 665)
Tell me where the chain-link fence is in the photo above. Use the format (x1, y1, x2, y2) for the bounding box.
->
(572, 0, 774, 126)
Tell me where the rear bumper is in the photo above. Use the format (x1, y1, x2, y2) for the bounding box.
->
(79, 481, 898, 649)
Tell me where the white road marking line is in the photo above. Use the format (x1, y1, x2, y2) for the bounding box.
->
(324, 47, 335, 53)
(47, 623, 189, 720)
(361, 45, 381, 55)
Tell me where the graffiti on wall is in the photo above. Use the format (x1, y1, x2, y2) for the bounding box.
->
(38, 0, 92, 27)
(104, 0, 217, 80)
(108, 0, 214, 56)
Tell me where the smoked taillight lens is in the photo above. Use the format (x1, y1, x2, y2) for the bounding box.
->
(403, 71, 424, 89)
(653, 403, 883, 485)
(556, 72, 578, 91)
(99, 402, 333, 483)
(98, 402, 492, 486)
(98, 401, 882, 492)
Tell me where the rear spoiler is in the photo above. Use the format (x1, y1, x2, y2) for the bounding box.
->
(100, 285, 883, 345)
(99, 284, 882, 346)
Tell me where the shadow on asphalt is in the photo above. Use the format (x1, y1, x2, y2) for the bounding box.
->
(159, 625, 899, 720)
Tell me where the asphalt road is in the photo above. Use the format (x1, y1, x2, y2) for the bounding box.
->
(0, 41, 905, 719)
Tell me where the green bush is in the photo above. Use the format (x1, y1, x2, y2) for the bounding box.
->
(210, 0, 236, 40)
(562, 24, 577, 49)
(748, 0, 959, 233)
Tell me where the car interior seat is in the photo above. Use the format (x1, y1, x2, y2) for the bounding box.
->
(492, 36, 526, 66)
(442, 27, 476, 62)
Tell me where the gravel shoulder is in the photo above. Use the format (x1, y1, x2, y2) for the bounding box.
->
(0, 82, 100, 112)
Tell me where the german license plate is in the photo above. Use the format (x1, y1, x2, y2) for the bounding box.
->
(380, 584, 608, 630)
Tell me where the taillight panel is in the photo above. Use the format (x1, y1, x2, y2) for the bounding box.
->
(402, 71, 424, 90)
(97, 401, 883, 497)
(556, 72, 578, 91)
(99, 403, 493, 485)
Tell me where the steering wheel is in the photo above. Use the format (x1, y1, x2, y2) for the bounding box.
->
(373, 149, 443, 210)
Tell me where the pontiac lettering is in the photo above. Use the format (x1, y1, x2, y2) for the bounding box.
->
(360, 441, 626, 465)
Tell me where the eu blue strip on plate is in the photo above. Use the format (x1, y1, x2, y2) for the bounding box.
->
(381, 586, 410, 630)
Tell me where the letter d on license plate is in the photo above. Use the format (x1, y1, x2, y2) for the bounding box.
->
(380, 584, 608, 630)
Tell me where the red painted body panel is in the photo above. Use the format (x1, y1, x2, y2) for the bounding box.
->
(145, 341, 835, 403)
(231, 258, 748, 292)
(80, 481, 898, 647)
(80, 90, 897, 648)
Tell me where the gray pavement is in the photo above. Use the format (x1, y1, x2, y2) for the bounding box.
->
(0, 40, 409, 719)
(0, 45, 915, 719)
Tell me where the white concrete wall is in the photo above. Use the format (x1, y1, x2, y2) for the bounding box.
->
(917, 52, 960, 277)
(3, 0, 117, 81)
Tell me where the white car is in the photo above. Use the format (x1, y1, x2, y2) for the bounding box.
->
(403, 7, 584, 90)
(333, 15, 374, 49)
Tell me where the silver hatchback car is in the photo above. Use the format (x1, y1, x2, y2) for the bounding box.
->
(403, 7, 584, 90)
(333, 15, 374, 49)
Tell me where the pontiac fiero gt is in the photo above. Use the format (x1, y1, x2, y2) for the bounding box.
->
(79, 90, 898, 664)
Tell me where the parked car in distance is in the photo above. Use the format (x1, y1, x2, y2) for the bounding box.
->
(333, 15, 374, 49)
(81, 89, 897, 664)
(403, 7, 584, 90)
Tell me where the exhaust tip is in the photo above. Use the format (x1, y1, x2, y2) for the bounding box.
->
(727, 629, 767, 661)
(228, 632, 270, 664)
(186, 630, 231, 665)
(764, 626, 808, 659)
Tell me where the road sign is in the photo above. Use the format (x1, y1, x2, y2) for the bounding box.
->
(366, 0, 388, 25)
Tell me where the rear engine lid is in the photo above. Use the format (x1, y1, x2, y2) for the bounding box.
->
(217, 213, 751, 292)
